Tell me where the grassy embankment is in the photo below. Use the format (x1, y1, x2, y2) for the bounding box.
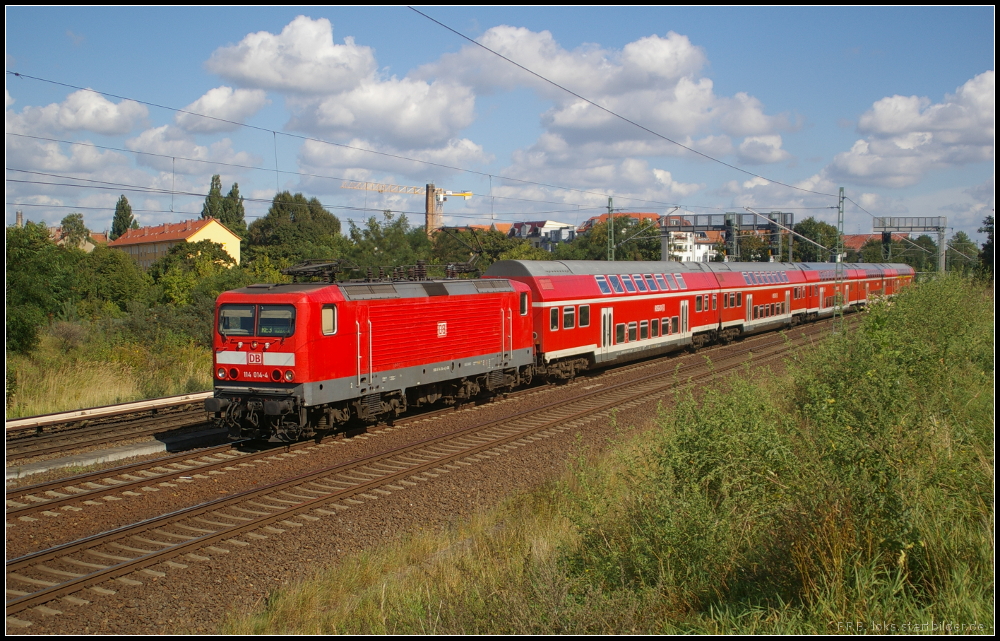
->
(6, 321, 212, 418)
(222, 275, 993, 634)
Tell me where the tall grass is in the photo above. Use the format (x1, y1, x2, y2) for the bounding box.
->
(222, 275, 993, 634)
(6, 324, 212, 417)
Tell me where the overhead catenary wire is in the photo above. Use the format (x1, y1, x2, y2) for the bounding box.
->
(408, 6, 839, 200)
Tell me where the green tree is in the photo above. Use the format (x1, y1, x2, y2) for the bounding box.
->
(552, 218, 659, 261)
(977, 215, 993, 278)
(433, 228, 541, 271)
(792, 217, 839, 262)
(946, 231, 979, 272)
(110, 195, 138, 241)
(346, 211, 432, 269)
(78, 245, 152, 314)
(149, 240, 235, 306)
(6, 221, 83, 353)
(737, 232, 770, 262)
(220, 183, 248, 238)
(60, 213, 90, 248)
(200, 174, 225, 221)
(246, 191, 344, 264)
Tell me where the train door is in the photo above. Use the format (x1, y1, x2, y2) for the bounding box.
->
(681, 300, 689, 334)
(819, 286, 825, 310)
(600, 307, 613, 359)
(745, 294, 752, 323)
(356, 305, 372, 389)
(785, 290, 790, 316)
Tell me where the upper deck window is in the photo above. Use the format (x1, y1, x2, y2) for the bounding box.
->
(621, 275, 637, 293)
(654, 274, 668, 290)
(632, 275, 648, 292)
(608, 275, 625, 294)
(664, 274, 678, 290)
(595, 275, 612, 295)
(675, 274, 688, 290)
(644, 275, 658, 291)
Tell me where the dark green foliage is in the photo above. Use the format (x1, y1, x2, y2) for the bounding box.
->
(110, 195, 138, 241)
(433, 228, 545, 271)
(6, 221, 83, 353)
(60, 213, 90, 248)
(552, 219, 660, 261)
(977, 215, 993, 277)
(246, 191, 344, 263)
(221, 183, 247, 238)
(78, 245, 152, 314)
(946, 231, 979, 272)
(347, 211, 431, 269)
(736, 231, 770, 262)
(148, 239, 236, 306)
(201, 174, 225, 221)
(792, 217, 839, 262)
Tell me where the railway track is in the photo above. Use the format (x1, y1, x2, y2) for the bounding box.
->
(5, 320, 834, 618)
(5, 393, 215, 464)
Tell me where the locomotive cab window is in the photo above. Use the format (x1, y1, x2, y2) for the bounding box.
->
(550, 307, 559, 331)
(219, 304, 256, 336)
(258, 305, 296, 337)
(321, 305, 337, 335)
(579, 305, 590, 327)
(520, 292, 529, 316)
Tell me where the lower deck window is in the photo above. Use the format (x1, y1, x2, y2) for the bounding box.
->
(640, 320, 649, 340)
(616, 323, 626, 344)
(628, 322, 637, 342)
(661, 317, 670, 335)
(652, 319, 659, 337)
(579, 305, 590, 327)
(550, 307, 559, 331)
(563, 306, 575, 329)
(671, 317, 679, 334)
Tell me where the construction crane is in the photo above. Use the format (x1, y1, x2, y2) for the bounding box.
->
(340, 181, 472, 237)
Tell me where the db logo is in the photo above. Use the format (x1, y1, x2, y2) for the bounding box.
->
(437, 322, 447, 337)
(248, 353, 263, 364)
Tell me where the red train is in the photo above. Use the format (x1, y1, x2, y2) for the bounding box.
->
(206, 260, 913, 441)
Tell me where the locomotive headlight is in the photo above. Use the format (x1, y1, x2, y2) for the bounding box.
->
(251, 341, 259, 349)
(217, 367, 226, 379)
(284, 370, 294, 382)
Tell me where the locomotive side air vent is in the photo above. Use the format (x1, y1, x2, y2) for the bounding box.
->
(341, 283, 399, 300)
(473, 279, 514, 292)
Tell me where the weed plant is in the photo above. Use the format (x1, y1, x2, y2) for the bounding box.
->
(222, 275, 993, 635)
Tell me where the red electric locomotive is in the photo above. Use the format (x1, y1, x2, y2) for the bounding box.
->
(207, 274, 534, 441)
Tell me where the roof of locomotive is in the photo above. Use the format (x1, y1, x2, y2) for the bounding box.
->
(227, 278, 518, 301)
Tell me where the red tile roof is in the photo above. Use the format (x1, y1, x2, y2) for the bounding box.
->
(107, 218, 221, 246)
(842, 233, 908, 252)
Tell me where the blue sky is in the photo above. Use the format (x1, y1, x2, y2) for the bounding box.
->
(5, 7, 994, 242)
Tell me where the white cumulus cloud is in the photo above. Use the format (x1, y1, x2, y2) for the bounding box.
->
(175, 86, 270, 133)
(828, 71, 994, 188)
(205, 15, 377, 94)
(737, 135, 791, 164)
(125, 125, 261, 174)
(6, 89, 147, 136)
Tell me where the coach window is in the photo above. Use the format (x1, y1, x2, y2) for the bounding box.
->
(520, 292, 529, 316)
(550, 307, 559, 331)
(736, 292, 743, 307)
(321, 305, 337, 335)
(563, 306, 576, 329)
(712, 294, 717, 310)
(628, 322, 637, 342)
(579, 305, 590, 327)
(609, 275, 626, 294)
(661, 317, 670, 335)
(695, 296, 702, 312)
(640, 320, 649, 340)
(616, 323, 626, 343)
(664, 274, 678, 290)
(595, 275, 612, 295)
(644, 275, 658, 291)
(671, 316, 679, 334)
(652, 318, 659, 337)
(654, 274, 668, 290)
(632, 275, 648, 292)
(675, 274, 688, 289)
(622, 275, 637, 293)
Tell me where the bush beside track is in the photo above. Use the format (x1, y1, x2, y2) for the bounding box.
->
(222, 274, 994, 634)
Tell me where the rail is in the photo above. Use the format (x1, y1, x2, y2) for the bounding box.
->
(5, 392, 213, 433)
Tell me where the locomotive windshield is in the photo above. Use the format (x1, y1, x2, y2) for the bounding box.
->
(218, 304, 296, 337)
